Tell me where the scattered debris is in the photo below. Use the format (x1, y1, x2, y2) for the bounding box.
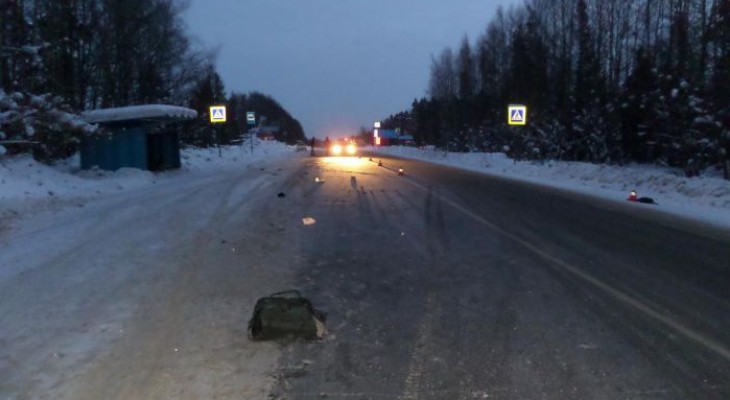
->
(302, 217, 316, 226)
(277, 192, 286, 198)
(248, 290, 327, 341)
(627, 190, 658, 205)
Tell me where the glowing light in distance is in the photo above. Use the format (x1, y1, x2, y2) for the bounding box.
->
(322, 156, 364, 168)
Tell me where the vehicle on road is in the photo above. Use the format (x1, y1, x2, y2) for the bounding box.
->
(328, 138, 357, 156)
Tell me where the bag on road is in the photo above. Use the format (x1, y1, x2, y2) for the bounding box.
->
(248, 290, 327, 341)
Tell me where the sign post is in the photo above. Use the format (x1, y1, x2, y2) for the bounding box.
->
(209, 105, 227, 157)
(246, 112, 256, 152)
(374, 121, 381, 146)
(209, 106, 227, 123)
(508, 105, 527, 126)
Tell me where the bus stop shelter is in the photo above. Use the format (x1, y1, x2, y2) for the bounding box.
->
(80, 105, 197, 171)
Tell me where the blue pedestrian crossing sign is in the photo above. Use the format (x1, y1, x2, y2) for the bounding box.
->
(508, 105, 527, 126)
(246, 112, 256, 125)
(209, 106, 227, 123)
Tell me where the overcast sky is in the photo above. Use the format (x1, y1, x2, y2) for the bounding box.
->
(183, 0, 520, 138)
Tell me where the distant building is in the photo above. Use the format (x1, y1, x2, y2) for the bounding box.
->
(80, 105, 197, 171)
(249, 125, 280, 141)
(376, 129, 414, 146)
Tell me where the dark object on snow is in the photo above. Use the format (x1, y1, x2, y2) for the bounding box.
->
(277, 192, 286, 198)
(627, 190, 657, 205)
(637, 197, 657, 205)
(248, 290, 327, 341)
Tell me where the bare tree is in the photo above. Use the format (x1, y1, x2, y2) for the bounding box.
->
(428, 47, 456, 101)
(456, 35, 475, 100)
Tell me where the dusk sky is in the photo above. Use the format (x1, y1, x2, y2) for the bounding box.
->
(183, 0, 521, 138)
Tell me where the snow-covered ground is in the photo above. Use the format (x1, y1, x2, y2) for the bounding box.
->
(0, 140, 297, 202)
(0, 139, 303, 250)
(0, 140, 307, 399)
(371, 146, 730, 228)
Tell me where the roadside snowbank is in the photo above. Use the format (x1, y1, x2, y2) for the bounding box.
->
(0, 140, 297, 201)
(181, 140, 296, 173)
(372, 146, 730, 228)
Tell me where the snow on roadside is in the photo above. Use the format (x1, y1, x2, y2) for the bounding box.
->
(180, 140, 296, 173)
(0, 140, 296, 202)
(372, 146, 730, 228)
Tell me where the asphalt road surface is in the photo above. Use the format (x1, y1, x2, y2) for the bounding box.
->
(1, 151, 728, 399)
(269, 152, 730, 400)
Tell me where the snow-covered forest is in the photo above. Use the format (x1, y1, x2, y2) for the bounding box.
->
(0, 0, 304, 162)
(382, 0, 730, 179)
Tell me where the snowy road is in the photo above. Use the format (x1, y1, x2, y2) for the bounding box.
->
(1, 156, 310, 399)
(1, 152, 729, 399)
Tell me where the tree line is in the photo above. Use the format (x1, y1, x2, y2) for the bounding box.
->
(184, 67, 305, 147)
(1, 0, 304, 162)
(383, 0, 729, 178)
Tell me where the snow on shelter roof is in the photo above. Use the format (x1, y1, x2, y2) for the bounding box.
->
(81, 104, 198, 124)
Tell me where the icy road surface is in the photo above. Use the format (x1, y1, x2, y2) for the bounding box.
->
(2, 151, 729, 399)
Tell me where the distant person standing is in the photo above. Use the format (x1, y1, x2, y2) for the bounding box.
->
(324, 137, 331, 156)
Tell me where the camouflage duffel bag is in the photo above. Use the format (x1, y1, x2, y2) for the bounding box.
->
(248, 290, 327, 341)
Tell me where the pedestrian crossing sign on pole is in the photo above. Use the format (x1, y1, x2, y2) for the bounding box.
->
(508, 105, 527, 126)
(209, 106, 227, 123)
(246, 112, 256, 125)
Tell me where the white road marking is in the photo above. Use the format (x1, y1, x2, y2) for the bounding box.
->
(402, 178, 730, 362)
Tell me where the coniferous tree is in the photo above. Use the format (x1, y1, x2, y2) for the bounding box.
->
(708, 0, 730, 177)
